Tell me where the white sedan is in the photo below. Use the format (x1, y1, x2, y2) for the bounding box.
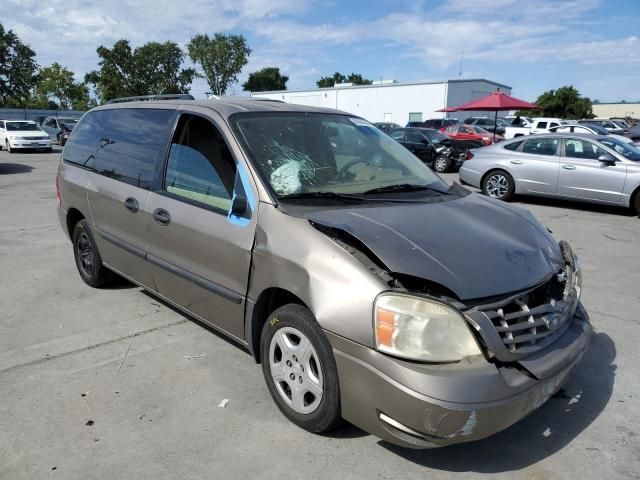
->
(0, 120, 53, 152)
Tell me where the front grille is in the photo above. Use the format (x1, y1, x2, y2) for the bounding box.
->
(23, 136, 46, 141)
(480, 265, 580, 355)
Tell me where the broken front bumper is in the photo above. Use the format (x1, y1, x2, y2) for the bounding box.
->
(327, 303, 591, 449)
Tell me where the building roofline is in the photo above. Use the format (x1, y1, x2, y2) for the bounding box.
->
(251, 78, 512, 95)
(593, 102, 640, 105)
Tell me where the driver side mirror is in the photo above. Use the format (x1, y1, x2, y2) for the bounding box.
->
(598, 153, 616, 165)
(231, 196, 248, 216)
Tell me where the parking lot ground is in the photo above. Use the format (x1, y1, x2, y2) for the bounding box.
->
(1, 151, 639, 480)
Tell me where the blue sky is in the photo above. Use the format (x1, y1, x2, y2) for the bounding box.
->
(4, 0, 640, 102)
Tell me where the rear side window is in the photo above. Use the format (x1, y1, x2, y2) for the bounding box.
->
(64, 110, 112, 168)
(536, 122, 548, 129)
(504, 140, 523, 151)
(164, 114, 237, 213)
(522, 138, 559, 156)
(94, 108, 175, 190)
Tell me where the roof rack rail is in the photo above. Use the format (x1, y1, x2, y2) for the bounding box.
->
(108, 94, 195, 104)
(251, 98, 285, 103)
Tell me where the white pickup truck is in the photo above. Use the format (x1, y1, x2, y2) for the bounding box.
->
(503, 117, 566, 139)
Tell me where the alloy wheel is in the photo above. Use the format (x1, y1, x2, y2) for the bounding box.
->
(77, 231, 95, 276)
(435, 156, 448, 172)
(486, 174, 509, 199)
(268, 327, 323, 415)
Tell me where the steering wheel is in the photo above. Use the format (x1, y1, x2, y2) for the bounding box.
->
(337, 159, 369, 179)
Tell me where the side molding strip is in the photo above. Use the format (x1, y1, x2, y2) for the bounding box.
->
(98, 229, 243, 305)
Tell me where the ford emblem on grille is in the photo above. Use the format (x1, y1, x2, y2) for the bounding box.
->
(544, 313, 562, 330)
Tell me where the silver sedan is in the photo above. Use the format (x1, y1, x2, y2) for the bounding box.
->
(459, 133, 640, 215)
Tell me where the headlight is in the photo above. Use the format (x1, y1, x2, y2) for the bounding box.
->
(374, 294, 482, 362)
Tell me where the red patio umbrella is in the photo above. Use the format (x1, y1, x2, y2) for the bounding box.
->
(437, 91, 538, 140)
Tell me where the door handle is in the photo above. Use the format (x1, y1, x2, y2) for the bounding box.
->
(124, 197, 139, 213)
(562, 165, 576, 170)
(153, 208, 171, 226)
(509, 160, 523, 164)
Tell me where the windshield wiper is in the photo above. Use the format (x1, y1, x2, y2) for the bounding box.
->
(279, 191, 366, 202)
(362, 183, 451, 195)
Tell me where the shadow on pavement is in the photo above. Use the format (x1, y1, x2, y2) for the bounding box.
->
(381, 331, 616, 473)
(0, 163, 34, 175)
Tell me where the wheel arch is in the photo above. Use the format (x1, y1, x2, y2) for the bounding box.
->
(66, 208, 86, 239)
(481, 167, 516, 195)
(248, 287, 308, 363)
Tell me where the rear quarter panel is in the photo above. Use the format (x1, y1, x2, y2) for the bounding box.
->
(58, 160, 92, 237)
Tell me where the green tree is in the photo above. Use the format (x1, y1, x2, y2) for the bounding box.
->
(35, 63, 93, 110)
(242, 67, 288, 92)
(85, 39, 196, 103)
(0, 22, 39, 107)
(316, 72, 372, 88)
(187, 33, 251, 96)
(522, 86, 593, 119)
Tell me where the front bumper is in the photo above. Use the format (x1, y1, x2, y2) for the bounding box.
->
(7, 139, 52, 149)
(328, 303, 591, 449)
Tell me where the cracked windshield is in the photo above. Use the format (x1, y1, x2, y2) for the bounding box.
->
(233, 113, 448, 197)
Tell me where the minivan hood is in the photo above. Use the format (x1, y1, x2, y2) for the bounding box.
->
(306, 193, 564, 301)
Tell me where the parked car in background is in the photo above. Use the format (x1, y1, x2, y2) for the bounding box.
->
(373, 122, 401, 134)
(406, 121, 424, 127)
(57, 97, 591, 449)
(505, 115, 532, 127)
(459, 133, 640, 214)
(0, 120, 52, 153)
(628, 123, 640, 141)
(463, 117, 508, 136)
(41, 117, 80, 145)
(529, 118, 565, 134)
(578, 119, 625, 135)
(389, 127, 471, 172)
(443, 124, 502, 145)
(422, 118, 460, 129)
(549, 123, 633, 144)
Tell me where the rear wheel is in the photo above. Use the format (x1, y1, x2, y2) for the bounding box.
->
(482, 170, 515, 201)
(434, 155, 452, 173)
(260, 304, 342, 433)
(72, 219, 116, 287)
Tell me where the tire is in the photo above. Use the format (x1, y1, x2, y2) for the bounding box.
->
(633, 191, 640, 217)
(434, 155, 452, 173)
(57, 134, 63, 146)
(482, 170, 515, 201)
(72, 219, 116, 287)
(260, 304, 342, 433)
(6, 140, 11, 153)
(44, 148, 52, 153)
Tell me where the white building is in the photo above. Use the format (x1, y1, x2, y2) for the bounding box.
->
(251, 78, 512, 125)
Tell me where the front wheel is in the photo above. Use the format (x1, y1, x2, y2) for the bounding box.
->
(433, 155, 452, 173)
(260, 304, 342, 433)
(482, 170, 515, 201)
(6, 140, 11, 153)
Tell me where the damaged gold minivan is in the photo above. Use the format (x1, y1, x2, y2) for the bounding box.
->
(57, 95, 591, 448)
